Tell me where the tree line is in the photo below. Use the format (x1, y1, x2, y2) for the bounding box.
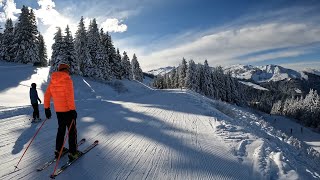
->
(153, 58, 320, 129)
(271, 89, 320, 128)
(153, 58, 243, 105)
(0, 5, 144, 82)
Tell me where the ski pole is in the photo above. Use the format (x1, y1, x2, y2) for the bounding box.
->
(51, 119, 75, 178)
(14, 118, 49, 170)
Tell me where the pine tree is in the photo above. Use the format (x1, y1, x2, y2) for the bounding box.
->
(214, 66, 227, 101)
(179, 58, 187, 88)
(131, 54, 143, 81)
(196, 64, 204, 93)
(170, 68, 177, 88)
(13, 6, 40, 64)
(98, 28, 111, 80)
(1, 19, 15, 61)
(50, 27, 64, 72)
(87, 19, 103, 79)
(74, 16, 92, 76)
(64, 25, 79, 74)
(38, 33, 48, 66)
(114, 48, 123, 79)
(121, 51, 132, 80)
(185, 60, 198, 91)
(101, 32, 118, 78)
(202, 60, 213, 96)
(271, 100, 282, 115)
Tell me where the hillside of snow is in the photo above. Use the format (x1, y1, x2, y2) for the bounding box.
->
(0, 62, 320, 180)
(224, 64, 308, 83)
(146, 66, 174, 76)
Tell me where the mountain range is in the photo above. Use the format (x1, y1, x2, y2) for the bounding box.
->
(147, 64, 320, 95)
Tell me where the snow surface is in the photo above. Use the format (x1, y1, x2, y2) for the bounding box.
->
(0, 62, 320, 180)
(224, 64, 308, 83)
(239, 81, 269, 91)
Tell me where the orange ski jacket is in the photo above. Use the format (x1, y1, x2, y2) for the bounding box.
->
(44, 71, 76, 112)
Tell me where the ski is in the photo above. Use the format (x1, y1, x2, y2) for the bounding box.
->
(50, 140, 99, 179)
(36, 138, 86, 171)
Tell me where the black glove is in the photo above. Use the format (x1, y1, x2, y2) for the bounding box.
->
(45, 108, 51, 119)
(69, 110, 77, 119)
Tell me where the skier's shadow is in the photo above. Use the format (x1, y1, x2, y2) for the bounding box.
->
(12, 123, 38, 155)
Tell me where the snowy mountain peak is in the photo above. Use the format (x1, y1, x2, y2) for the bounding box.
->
(224, 64, 308, 83)
(146, 66, 175, 76)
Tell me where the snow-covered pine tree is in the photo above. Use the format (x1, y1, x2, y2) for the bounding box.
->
(195, 63, 204, 93)
(211, 68, 220, 99)
(185, 60, 198, 91)
(114, 48, 123, 79)
(202, 60, 213, 97)
(101, 32, 118, 78)
(302, 89, 320, 127)
(38, 33, 48, 66)
(170, 68, 177, 88)
(271, 100, 282, 115)
(87, 18, 102, 79)
(228, 73, 242, 104)
(121, 51, 132, 80)
(63, 25, 79, 74)
(1, 19, 15, 61)
(50, 27, 64, 72)
(179, 58, 187, 88)
(13, 6, 40, 64)
(166, 74, 172, 88)
(74, 16, 92, 76)
(214, 66, 227, 101)
(153, 75, 164, 89)
(98, 28, 111, 80)
(131, 54, 143, 82)
(0, 30, 2, 60)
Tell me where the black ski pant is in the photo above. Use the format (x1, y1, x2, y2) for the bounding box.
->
(56, 112, 78, 154)
(32, 103, 39, 119)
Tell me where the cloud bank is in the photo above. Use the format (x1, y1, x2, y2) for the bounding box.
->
(0, 0, 20, 22)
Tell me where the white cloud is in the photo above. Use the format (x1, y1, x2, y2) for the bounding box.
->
(37, 0, 55, 9)
(240, 50, 306, 64)
(279, 61, 320, 71)
(0, 0, 20, 22)
(34, 0, 77, 57)
(100, 18, 127, 33)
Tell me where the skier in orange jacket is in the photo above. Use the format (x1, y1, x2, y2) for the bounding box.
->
(44, 63, 81, 161)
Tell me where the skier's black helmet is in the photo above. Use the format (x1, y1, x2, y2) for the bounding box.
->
(31, 83, 36, 88)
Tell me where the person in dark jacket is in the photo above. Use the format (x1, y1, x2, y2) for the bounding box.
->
(29, 83, 42, 121)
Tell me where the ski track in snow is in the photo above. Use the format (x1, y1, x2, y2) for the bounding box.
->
(0, 64, 320, 180)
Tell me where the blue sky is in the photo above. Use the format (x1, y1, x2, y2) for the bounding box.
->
(1, 0, 320, 71)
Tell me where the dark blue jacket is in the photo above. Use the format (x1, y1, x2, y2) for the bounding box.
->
(30, 87, 41, 105)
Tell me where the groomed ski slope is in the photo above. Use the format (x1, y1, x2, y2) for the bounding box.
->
(0, 63, 319, 180)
